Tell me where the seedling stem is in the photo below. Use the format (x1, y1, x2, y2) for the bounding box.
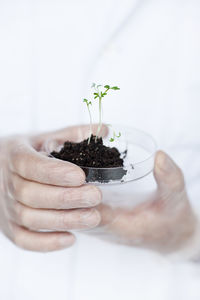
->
(83, 99, 92, 144)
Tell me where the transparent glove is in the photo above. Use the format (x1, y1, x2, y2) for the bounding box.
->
(97, 151, 198, 255)
(0, 125, 104, 252)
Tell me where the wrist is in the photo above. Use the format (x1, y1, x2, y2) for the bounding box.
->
(168, 212, 200, 262)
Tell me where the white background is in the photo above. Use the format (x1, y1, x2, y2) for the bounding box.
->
(0, 0, 200, 299)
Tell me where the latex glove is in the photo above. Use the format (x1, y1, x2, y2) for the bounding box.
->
(98, 151, 198, 256)
(0, 125, 104, 252)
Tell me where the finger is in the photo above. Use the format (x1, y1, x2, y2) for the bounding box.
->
(33, 124, 108, 149)
(13, 202, 101, 231)
(97, 204, 149, 244)
(10, 223, 75, 252)
(10, 141, 85, 186)
(13, 174, 102, 209)
(62, 124, 108, 142)
(154, 151, 185, 193)
(97, 203, 164, 247)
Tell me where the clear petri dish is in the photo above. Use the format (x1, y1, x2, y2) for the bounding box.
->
(46, 126, 157, 218)
(82, 126, 157, 185)
(82, 126, 157, 232)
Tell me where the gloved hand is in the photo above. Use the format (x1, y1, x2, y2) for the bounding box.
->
(0, 125, 104, 252)
(97, 151, 198, 255)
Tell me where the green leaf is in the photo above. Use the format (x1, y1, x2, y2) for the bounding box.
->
(104, 85, 110, 89)
(116, 132, 121, 138)
(93, 92, 98, 96)
(109, 138, 114, 142)
(94, 95, 98, 99)
(83, 98, 88, 103)
(111, 86, 120, 90)
(91, 83, 96, 88)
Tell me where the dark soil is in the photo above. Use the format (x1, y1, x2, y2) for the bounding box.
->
(50, 135, 127, 182)
(51, 135, 124, 168)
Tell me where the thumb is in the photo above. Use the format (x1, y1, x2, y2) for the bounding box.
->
(154, 151, 185, 193)
(33, 124, 108, 147)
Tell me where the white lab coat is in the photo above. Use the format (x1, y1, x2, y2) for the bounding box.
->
(0, 0, 200, 299)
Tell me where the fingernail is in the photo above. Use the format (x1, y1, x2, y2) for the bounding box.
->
(82, 186, 102, 206)
(100, 126, 108, 137)
(59, 234, 75, 247)
(80, 209, 101, 227)
(157, 153, 176, 174)
(65, 169, 85, 186)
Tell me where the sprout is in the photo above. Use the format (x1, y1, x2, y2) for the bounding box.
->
(109, 131, 121, 142)
(83, 83, 121, 144)
(83, 98, 92, 144)
(92, 83, 120, 142)
(107, 124, 121, 142)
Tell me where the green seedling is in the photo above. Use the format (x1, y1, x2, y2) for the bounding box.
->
(109, 131, 121, 142)
(92, 83, 120, 141)
(83, 98, 92, 144)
